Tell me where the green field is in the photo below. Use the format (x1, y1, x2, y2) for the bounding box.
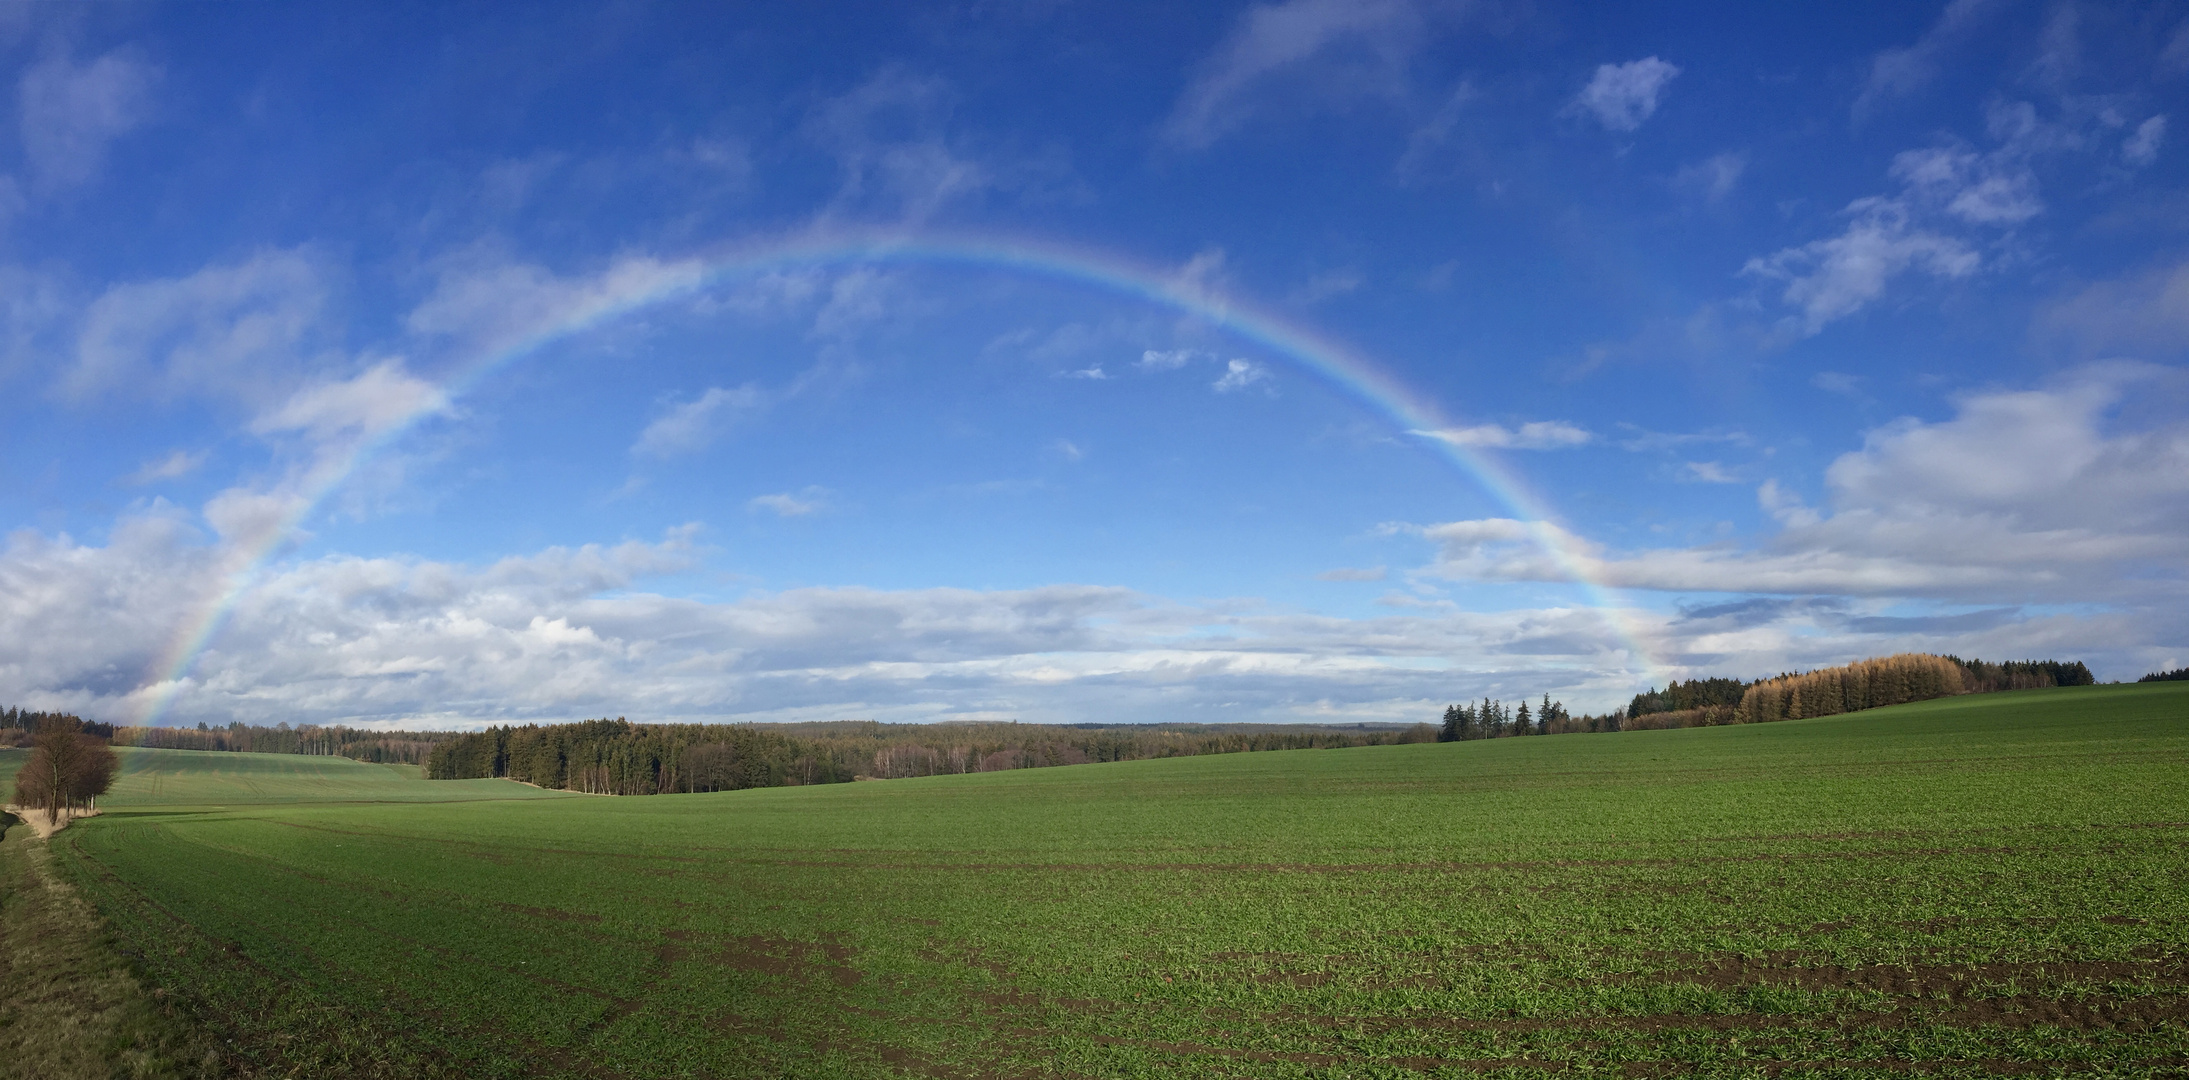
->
(39, 684, 2189, 1078)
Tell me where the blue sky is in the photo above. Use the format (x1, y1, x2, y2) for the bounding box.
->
(2, 0, 2184, 729)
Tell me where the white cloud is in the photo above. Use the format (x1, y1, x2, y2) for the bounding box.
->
(1674, 151, 1746, 201)
(406, 250, 706, 359)
(748, 488, 828, 517)
(6, 407, 2182, 727)
(1413, 420, 1592, 450)
(633, 385, 764, 458)
(1889, 144, 2042, 224)
(1212, 358, 1268, 392)
(201, 487, 309, 547)
(2123, 115, 2166, 167)
(18, 48, 159, 191)
(1139, 348, 1201, 371)
(1163, 0, 1431, 149)
(123, 449, 207, 485)
(1053, 439, 1085, 462)
(65, 249, 331, 404)
(1059, 366, 1108, 380)
(1167, 247, 1234, 311)
(1740, 92, 2128, 332)
(0, 514, 1668, 724)
(1741, 197, 1978, 334)
(1570, 57, 1680, 132)
(1682, 461, 1738, 484)
(251, 360, 447, 445)
(1415, 368, 2189, 606)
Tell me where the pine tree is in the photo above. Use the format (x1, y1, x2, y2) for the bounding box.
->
(1439, 704, 1462, 743)
(1515, 700, 1532, 736)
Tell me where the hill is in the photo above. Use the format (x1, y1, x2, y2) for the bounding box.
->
(40, 683, 2189, 1078)
(0, 746, 582, 809)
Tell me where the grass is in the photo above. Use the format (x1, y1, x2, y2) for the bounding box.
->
(0, 810, 218, 1079)
(42, 683, 2189, 1078)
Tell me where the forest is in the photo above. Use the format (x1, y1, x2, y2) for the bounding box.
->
(1, 707, 115, 746)
(110, 720, 450, 764)
(423, 718, 1427, 794)
(1608, 653, 2094, 729)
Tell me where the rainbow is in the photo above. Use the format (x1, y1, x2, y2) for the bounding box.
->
(131, 229, 1663, 726)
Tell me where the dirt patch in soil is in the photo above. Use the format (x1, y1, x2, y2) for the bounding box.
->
(682, 931, 863, 988)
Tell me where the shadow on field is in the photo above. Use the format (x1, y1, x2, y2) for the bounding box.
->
(0, 809, 15, 843)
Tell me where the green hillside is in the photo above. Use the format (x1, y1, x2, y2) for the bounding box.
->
(42, 683, 2189, 1077)
(2, 746, 580, 808)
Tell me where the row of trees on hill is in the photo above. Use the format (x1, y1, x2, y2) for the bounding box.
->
(110, 721, 451, 764)
(1437, 695, 1620, 740)
(2141, 667, 2189, 683)
(425, 718, 1418, 793)
(1607, 653, 2096, 730)
(2, 707, 114, 747)
(9, 715, 118, 825)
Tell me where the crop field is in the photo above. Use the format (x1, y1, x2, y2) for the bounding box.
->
(43, 684, 2189, 1078)
(0, 746, 579, 808)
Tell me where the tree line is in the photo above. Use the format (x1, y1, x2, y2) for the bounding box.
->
(110, 720, 450, 764)
(1576, 652, 2096, 732)
(425, 717, 1425, 794)
(2140, 667, 2189, 683)
(2, 707, 114, 746)
(8, 714, 118, 825)
(1436, 694, 1623, 741)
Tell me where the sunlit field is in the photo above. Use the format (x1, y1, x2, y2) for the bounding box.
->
(50, 683, 2189, 1078)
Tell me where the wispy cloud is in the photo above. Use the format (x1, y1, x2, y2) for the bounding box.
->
(1212, 358, 1269, 392)
(1316, 565, 1386, 581)
(1673, 151, 1746, 201)
(19, 48, 160, 191)
(1569, 57, 1680, 132)
(748, 487, 828, 517)
(122, 449, 207, 486)
(1163, 0, 1433, 149)
(633, 385, 765, 458)
(2122, 115, 2166, 168)
(1413, 421, 1592, 450)
(1417, 368, 2189, 606)
(65, 248, 331, 406)
(1853, 0, 1999, 122)
(1742, 197, 1978, 334)
(1289, 267, 1363, 304)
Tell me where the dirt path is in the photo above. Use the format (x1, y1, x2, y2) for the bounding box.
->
(0, 813, 216, 1079)
(1, 803, 97, 839)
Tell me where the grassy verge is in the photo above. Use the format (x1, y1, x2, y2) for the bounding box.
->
(0, 811, 217, 1080)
